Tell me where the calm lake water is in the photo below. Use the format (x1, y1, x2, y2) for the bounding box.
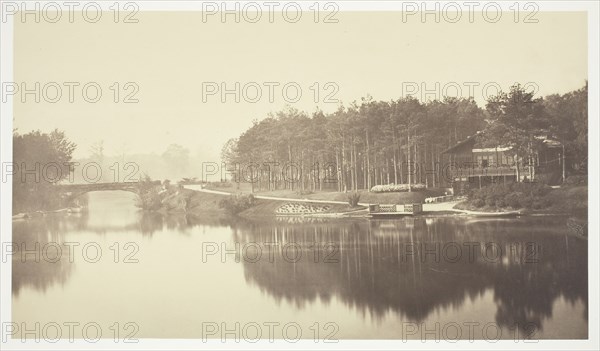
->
(12, 191, 588, 340)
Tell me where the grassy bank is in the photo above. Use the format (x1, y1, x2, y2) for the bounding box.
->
(456, 183, 587, 218)
(155, 188, 359, 218)
(153, 182, 587, 219)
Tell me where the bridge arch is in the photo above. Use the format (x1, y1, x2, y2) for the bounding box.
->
(56, 182, 141, 200)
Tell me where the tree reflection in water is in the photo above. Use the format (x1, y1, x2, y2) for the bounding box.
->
(12, 210, 587, 338)
(232, 217, 587, 336)
(12, 214, 88, 296)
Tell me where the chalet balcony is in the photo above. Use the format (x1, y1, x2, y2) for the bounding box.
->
(449, 165, 517, 179)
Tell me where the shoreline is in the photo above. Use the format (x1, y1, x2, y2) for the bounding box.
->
(184, 187, 569, 219)
(12, 206, 85, 220)
(12, 186, 584, 221)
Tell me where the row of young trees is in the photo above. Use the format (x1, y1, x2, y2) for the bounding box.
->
(222, 83, 587, 193)
(222, 95, 486, 192)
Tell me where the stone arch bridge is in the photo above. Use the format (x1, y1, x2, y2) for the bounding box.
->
(55, 181, 157, 199)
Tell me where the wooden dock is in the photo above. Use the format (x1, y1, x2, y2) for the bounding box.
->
(368, 203, 423, 217)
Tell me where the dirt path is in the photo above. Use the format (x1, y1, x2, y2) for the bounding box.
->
(188, 186, 459, 211)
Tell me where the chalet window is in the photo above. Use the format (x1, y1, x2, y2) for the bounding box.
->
(501, 154, 514, 166)
(476, 154, 493, 168)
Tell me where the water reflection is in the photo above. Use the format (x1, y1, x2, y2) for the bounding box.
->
(233, 218, 587, 336)
(12, 215, 84, 296)
(12, 192, 588, 339)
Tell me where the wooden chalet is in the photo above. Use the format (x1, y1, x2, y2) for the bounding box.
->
(442, 132, 563, 194)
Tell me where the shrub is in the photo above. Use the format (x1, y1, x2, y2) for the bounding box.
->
(219, 194, 255, 215)
(472, 198, 485, 207)
(466, 182, 552, 210)
(513, 181, 550, 197)
(519, 195, 533, 209)
(484, 195, 496, 207)
(347, 192, 361, 207)
(495, 198, 506, 208)
(565, 175, 587, 186)
(135, 175, 163, 211)
(505, 193, 521, 208)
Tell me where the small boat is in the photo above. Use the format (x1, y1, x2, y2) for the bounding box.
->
(12, 213, 29, 220)
(455, 209, 521, 217)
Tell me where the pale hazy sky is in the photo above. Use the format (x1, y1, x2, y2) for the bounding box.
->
(14, 11, 587, 160)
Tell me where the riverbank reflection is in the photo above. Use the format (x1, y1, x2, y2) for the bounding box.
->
(12, 192, 587, 339)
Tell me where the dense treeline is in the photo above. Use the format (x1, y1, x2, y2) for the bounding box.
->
(223, 83, 587, 192)
(13, 130, 76, 212)
(484, 83, 588, 182)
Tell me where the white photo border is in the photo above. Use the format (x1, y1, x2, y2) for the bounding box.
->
(0, 1, 598, 350)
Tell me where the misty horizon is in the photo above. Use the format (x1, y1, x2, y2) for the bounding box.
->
(12, 11, 587, 161)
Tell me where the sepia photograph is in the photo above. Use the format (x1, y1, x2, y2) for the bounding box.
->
(0, 1, 598, 350)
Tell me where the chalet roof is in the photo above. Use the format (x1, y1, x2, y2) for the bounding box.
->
(472, 147, 511, 153)
(442, 132, 561, 154)
(441, 132, 480, 154)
